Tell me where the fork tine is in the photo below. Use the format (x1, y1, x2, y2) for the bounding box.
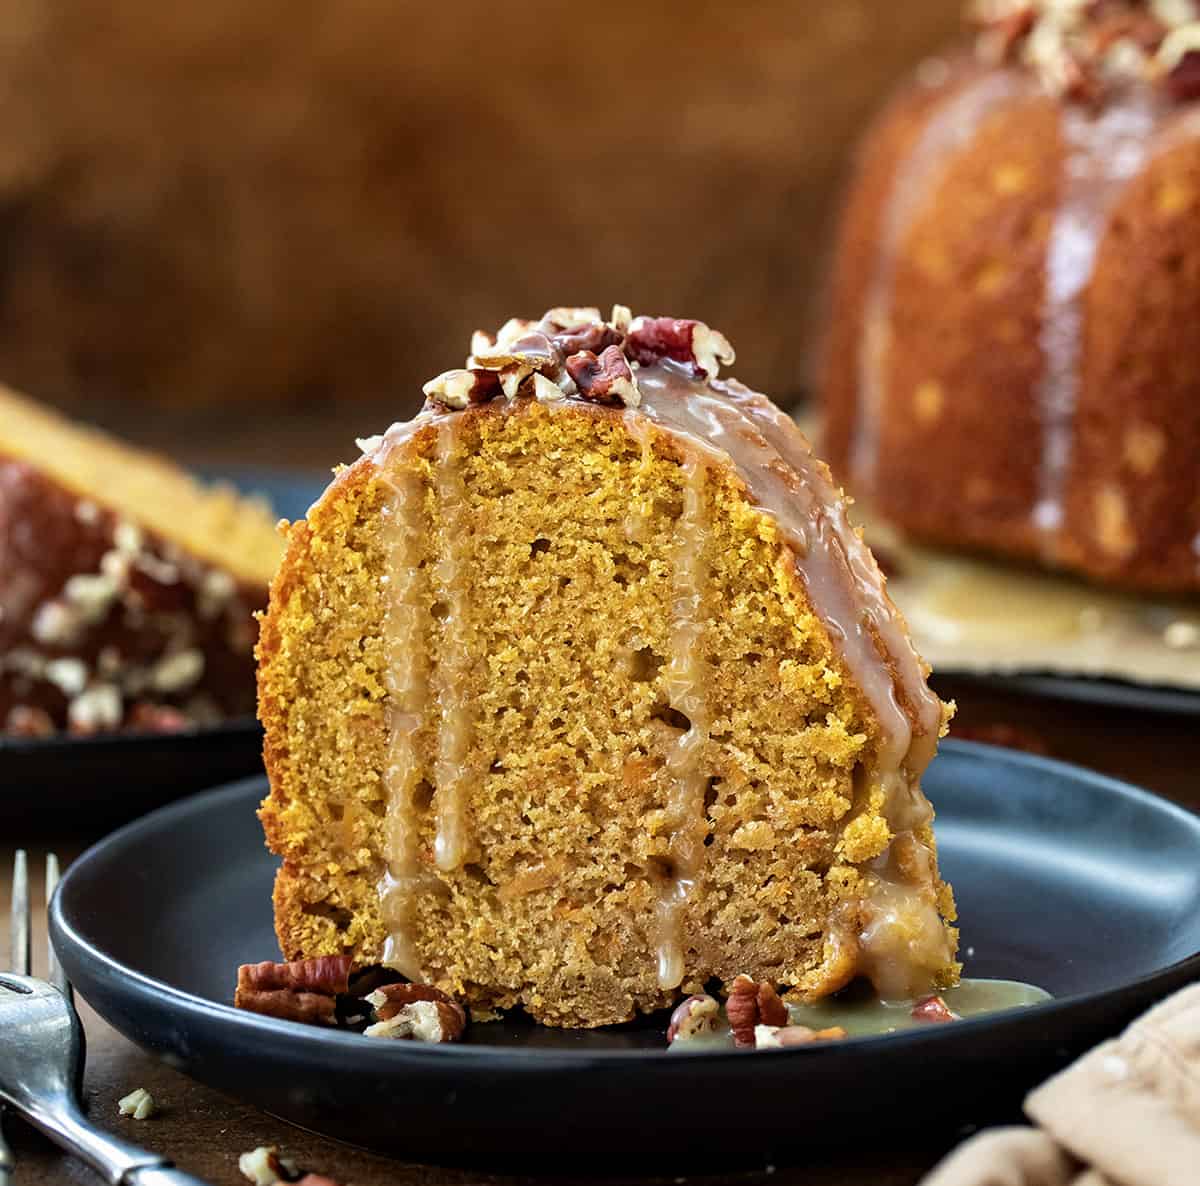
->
(45, 853, 71, 1000)
(10, 850, 29, 976)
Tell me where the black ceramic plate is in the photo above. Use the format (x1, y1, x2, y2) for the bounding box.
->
(1, 466, 326, 824)
(51, 741, 1200, 1156)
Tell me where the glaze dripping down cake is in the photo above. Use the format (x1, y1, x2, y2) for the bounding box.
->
(822, 0, 1200, 592)
(0, 386, 281, 735)
(258, 307, 958, 1027)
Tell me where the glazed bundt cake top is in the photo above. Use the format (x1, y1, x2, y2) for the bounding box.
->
(971, 0, 1200, 103)
(364, 305, 943, 908)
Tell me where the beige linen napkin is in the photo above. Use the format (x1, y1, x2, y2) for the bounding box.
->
(923, 983, 1200, 1186)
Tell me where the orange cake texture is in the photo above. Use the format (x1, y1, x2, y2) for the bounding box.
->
(822, 0, 1200, 593)
(258, 307, 958, 1028)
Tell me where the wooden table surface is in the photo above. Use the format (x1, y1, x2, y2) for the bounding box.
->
(3, 415, 1197, 1185)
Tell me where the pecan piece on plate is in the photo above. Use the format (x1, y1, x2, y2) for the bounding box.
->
(724, 973, 788, 1048)
(754, 1023, 848, 1048)
(912, 993, 961, 1023)
(363, 983, 467, 1042)
(666, 993, 721, 1043)
(234, 955, 353, 1026)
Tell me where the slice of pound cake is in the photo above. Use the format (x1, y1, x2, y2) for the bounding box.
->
(258, 307, 958, 1027)
(0, 386, 282, 735)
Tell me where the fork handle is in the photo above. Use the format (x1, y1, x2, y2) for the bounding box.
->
(16, 1093, 213, 1185)
(124, 1168, 214, 1186)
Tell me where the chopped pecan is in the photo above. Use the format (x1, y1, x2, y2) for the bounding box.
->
(1166, 48, 1200, 98)
(125, 702, 190, 734)
(532, 372, 566, 402)
(912, 994, 960, 1023)
(237, 1145, 297, 1185)
(565, 344, 641, 407)
(364, 982, 457, 1020)
(4, 705, 55, 738)
(974, 5, 1034, 62)
(543, 306, 603, 330)
(724, 974, 788, 1048)
(470, 330, 563, 375)
(625, 316, 735, 379)
(1093, 11, 1166, 55)
(422, 368, 502, 410)
(234, 955, 353, 1026)
(550, 321, 624, 358)
(494, 317, 540, 348)
(754, 1023, 847, 1048)
(666, 994, 721, 1042)
(117, 1087, 156, 1119)
(363, 982, 467, 1042)
(1059, 53, 1103, 103)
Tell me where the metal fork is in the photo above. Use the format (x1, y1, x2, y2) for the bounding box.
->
(2, 850, 212, 1185)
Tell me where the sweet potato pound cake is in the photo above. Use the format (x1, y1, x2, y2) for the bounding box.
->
(822, 0, 1200, 592)
(258, 307, 959, 1027)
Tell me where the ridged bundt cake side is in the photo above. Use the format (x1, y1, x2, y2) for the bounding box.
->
(258, 307, 957, 1028)
(0, 385, 281, 734)
(821, 1, 1200, 593)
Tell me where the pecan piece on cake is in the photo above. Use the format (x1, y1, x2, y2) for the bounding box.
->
(625, 315, 735, 379)
(422, 368, 503, 410)
(565, 344, 641, 407)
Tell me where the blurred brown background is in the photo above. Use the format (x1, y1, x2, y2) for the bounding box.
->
(0, 0, 960, 464)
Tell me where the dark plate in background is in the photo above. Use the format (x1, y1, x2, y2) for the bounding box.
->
(51, 741, 1200, 1157)
(0, 467, 326, 824)
(936, 670, 1200, 717)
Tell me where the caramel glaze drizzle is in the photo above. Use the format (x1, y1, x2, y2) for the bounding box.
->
(363, 354, 950, 998)
(625, 414, 712, 990)
(634, 365, 950, 999)
(1033, 90, 1159, 551)
(373, 456, 435, 981)
(429, 418, 475, 873)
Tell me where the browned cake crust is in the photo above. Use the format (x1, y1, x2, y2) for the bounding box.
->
(0, 388, 281, 734)
(820, 4, 1200, 593)
(258, 308, 958, 1029)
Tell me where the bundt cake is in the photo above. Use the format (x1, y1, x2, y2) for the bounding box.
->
(257, 306, 958, 1029)
(0, 386, 281, 735)
(822, 0, 1200, 593)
